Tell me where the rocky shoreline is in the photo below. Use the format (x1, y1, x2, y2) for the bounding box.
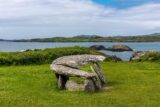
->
(90, 44, 133, 52)
(90, 44, 160, 62)
(130, 51, 159, 61)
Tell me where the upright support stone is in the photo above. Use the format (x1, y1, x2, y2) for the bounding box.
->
(93, 63, 107, 84)
(90, 66, 102, 90)
(55, 73, 59, 80)
(84, 78, 96, 92)
(58, 75, 69, 89)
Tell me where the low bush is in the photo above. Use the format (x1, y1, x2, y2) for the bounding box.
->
(0, 46, 115, 65)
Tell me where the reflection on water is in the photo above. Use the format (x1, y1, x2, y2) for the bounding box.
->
(0, 41, 160, 61)
(100, 50, 133, 61)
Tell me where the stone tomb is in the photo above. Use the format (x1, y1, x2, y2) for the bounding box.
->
(50, 55, 107, 92)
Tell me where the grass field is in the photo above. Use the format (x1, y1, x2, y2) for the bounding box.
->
(0, 62, 160, 107)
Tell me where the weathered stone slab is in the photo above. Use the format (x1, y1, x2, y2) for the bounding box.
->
(90, 66, 102, 89)
(84, 79, 96, 92)
(51, 64, 96, 78)
(93, 63, 107, 84)
(52, 55, 106, 68)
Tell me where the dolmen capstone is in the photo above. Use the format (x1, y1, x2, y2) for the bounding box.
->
(50, 55, 107, 92)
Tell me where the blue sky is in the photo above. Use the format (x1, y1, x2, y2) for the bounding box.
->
(93, 0, 160, 8)
(0, 0, 160, 39)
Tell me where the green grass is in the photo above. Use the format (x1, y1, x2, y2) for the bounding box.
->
(0, 62, 160, 107)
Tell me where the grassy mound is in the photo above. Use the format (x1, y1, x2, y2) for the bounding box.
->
(0, 62, 159, 107)
(106, 44, 133, 52)
(0, 46, 116, 65)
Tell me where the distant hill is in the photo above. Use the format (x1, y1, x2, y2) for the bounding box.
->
(0, 39, 5, 41)
(142, 33, 160, 37)
(0, 39, 12, 42)
(73, 35, 102, 38)
(8, 33, 160, 42)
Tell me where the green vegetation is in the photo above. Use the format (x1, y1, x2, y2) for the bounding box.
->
(0, 46, 159, 106)
(13, 36, 103, 42)
(106, 44, 133, 51)
(0, 47, 106, 65)
(11, 33, 160, 42)
(0, 46, 118, 66)
(134, 52, 160, 62)
(0, 62, 160, 107)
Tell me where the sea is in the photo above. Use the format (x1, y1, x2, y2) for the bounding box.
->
(0, 41, 160, 61)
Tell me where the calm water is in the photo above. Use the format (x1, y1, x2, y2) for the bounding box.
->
(0, 41, 160, 61)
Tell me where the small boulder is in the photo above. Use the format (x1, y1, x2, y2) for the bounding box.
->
(130, 51, 157, 61)
(90, 45, 106, 50)
(106, 44, 133, 52)
(84, 79, 96, 92)
(65, 80, 84, 91)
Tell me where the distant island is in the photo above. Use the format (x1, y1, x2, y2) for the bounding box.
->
(1, 33, 160, 42)
(0, 39, 5, 41)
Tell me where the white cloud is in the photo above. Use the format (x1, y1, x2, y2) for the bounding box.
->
(0, 0, 160, 39)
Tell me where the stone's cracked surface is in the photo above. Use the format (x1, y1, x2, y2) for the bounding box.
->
(52, 55, 106, 69)
(50, 55, 106, 92)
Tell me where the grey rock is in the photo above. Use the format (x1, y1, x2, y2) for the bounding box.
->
(130, 51, 157, 61)
(106, 44, 133, 52)
(58, 75, 64, 89)
(130, 51, 148, 61)
(90, 66, 102, 89)
(84, 79, 96, 92)
(65, 80, 84, 91)
(51, 55, 106, 78)
(92, 78, 102, 90)
(50, 55, 107, 92)
(93, 63, 107, 84)
(52, 55, 106, 69)
(51, 64, 96, 78)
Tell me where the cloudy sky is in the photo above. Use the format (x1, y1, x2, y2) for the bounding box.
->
(0, 0, 160, 39)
